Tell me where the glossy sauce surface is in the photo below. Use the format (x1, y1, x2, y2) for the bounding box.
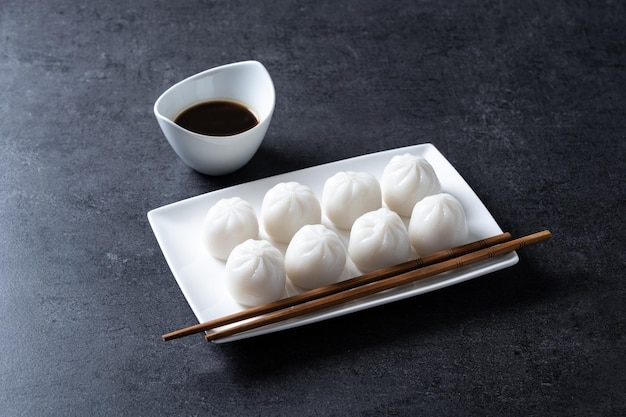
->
(174, 100, 259, 136)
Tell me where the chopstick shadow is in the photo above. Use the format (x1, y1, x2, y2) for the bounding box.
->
(208, 261, 558, 381)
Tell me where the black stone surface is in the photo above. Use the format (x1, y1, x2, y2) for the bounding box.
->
(1, 0, 624, 415)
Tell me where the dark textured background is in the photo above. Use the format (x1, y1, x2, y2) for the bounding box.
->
(1, 0, 624, 415)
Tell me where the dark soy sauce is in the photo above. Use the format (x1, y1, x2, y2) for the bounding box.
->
(174, 100, 259, 136)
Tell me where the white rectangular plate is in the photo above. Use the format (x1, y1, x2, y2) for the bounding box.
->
(148, 143, 518, 343)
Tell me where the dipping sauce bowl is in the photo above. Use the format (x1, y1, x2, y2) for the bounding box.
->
(154, 61, 275, 175)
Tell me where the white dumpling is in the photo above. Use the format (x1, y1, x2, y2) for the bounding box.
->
(348, 208, 411, 273)
(285, 224, 347, 290)
(225, 239, 286, 306)
(321, 171, 382, 230)
(381, 154, 442, 217)
(261, 182, 322, 243)
(408, 193, 469, 256)
(201, 197, 259, 260)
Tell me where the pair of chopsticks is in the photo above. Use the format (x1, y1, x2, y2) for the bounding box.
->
(163, 230, 551, 342)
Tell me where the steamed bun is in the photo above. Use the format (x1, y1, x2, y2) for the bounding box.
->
(261, 182, 322, 243)
(225, 239, 286, 306)
(201, 197, 259, 260)
(321, 171, 382, 230)
(285, 224, 347, 289)
(348, 208, 411, 273)
(408, 193, 469, 256)
(381, 154, 442, 217)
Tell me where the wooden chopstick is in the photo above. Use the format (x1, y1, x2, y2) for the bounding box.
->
(162, 232, 512, 341)
(204, 230, 551, 342)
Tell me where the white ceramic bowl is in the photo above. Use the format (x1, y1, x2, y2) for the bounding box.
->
(154, 61, 275, 175)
